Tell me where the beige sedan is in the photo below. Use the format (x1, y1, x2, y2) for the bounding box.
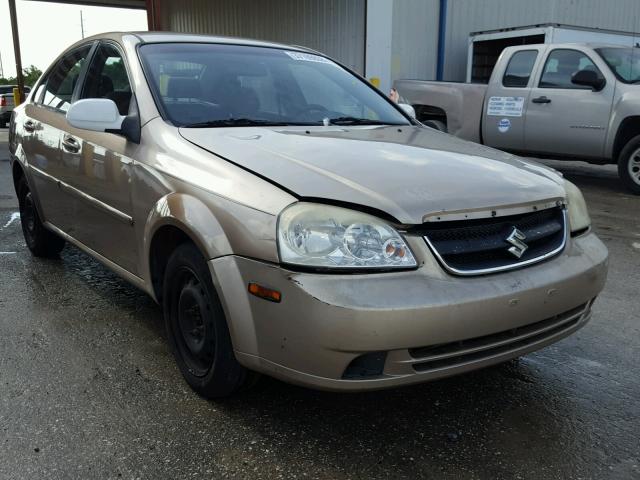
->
(9, 32, 608, 397)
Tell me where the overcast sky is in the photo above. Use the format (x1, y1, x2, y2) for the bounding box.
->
(0, 0, 147, 79)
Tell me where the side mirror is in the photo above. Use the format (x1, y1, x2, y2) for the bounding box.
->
(398, 103, 416, 119)
(66, 98, 125, 132)
(571, 70, 605, 91)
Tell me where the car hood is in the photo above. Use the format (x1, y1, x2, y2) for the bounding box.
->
(179, 125, 565, 224)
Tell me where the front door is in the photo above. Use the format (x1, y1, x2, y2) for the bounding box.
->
(58, 42, 139, 274)
(482, 47, 544, 151)
(524, 48, 614, 159)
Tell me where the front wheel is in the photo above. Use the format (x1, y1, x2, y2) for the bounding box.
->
(163, 243, 254, 398)
(618, 135, 640, 195)
(17, 177, 65, 257)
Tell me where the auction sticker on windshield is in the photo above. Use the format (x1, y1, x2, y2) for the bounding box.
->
(487, 96, 525, 117)
(284, 51, 335, 65)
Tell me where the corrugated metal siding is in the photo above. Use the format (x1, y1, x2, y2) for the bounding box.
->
(155, 0, 366, 72)
(444, 0, 640, 81)
(391, 0, 440, 81)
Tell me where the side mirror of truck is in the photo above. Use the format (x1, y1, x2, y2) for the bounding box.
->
(571, 70, 606, 92)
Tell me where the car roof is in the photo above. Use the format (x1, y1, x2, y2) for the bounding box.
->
(78, 31, 316, 54)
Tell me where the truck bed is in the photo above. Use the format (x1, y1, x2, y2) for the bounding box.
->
(394, 80, 487, 143)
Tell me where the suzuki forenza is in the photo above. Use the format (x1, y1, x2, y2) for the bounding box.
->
(9, 33, 608, 397)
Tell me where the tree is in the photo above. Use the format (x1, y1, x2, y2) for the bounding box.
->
(23, 65, 42, 86)
(0, 65, 42, 87)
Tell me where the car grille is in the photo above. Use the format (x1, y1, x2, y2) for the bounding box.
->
(416, 207, 567, 275)
(409, 301, 591, 373)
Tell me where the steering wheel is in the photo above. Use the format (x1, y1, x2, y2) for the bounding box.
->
(296, 103, 330, 118)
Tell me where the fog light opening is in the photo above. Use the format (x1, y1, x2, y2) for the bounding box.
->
(342, 351, 387, 380)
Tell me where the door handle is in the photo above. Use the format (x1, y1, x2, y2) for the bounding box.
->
(24, 120, 36, 132)
(61, 134, 81, 153)
(532, 96, 551, 104)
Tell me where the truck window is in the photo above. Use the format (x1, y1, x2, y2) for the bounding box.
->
(539, 49, 603, 89)
(502, 50, 538, 88)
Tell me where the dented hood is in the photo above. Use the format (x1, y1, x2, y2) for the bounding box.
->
(179, 125, 565, 224)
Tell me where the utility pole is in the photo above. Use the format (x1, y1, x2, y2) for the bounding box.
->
(80, 10, 85, 39)
(0, 50, 4, 79)
(8, 0, 25, 103)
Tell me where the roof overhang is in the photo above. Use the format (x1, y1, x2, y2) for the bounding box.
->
(26, 0, 146, 9)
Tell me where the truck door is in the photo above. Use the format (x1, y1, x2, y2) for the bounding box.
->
(524, 48, 614, 159)
(482, 47, 543, 151)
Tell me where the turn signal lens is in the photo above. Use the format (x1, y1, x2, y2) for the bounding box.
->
(248, 283, 282, 303)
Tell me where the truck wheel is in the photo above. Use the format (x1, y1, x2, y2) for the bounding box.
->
(163, 242, 254, 398)
(17, 177, 65, 257)
(618, 135, 640, 195)
(423, 119, 447, 133)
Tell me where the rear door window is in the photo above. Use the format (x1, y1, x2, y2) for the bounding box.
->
(39, 45, 92, 112)
(502, 50, 538, 88)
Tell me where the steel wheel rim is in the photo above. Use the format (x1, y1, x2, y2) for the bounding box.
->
(174, 268, 215, 377)
(21, 192, 37, 238)
(629, 148, 640, 185)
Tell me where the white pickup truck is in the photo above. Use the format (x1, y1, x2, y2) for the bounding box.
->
(0, 85, 30, 128)
(395, 43, 640, 194)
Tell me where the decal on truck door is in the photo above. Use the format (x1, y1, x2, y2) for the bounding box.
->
(487, 96, 525, 117)
(498, 118, 511, 133)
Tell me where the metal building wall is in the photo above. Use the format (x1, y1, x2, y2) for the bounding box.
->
(152, 0, 366, 72)
(391, 0, 440, 81)
(444, 0, 640, 81)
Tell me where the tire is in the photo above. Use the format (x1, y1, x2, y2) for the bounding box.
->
(163, 242, 253, 398)
(618, 135, 640, 195)
(17, 177, 65, 257)
(423, 119, 447, 133)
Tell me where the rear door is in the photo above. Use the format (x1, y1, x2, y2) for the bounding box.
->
(483, 46, 545, 151)
(524, 47, 614, 158)
(22, 43, 94, 235)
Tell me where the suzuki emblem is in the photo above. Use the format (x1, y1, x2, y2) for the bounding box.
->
(506, 228, 528, 258)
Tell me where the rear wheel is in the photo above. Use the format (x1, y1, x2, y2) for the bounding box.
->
(618, 135, 640, 195)
(163, 242, 253, 398)
(17, 177, 65, 257)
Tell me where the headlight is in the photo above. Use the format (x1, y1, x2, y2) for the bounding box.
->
(277, 202, 417, 269)
(565, 180, 591, 233)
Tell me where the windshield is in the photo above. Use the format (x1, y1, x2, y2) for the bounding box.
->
(138, 43, 410, 127)
(596, 47, 640, 83)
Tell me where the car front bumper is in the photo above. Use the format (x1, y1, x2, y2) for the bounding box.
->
(209, 232, 608, 392)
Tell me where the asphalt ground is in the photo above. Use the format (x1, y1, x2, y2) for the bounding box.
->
(0, 127, 638, 479)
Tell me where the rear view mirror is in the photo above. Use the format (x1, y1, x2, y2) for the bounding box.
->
(571, 70, 605, 91)
(66, 98, 125, 132)
(398, 103, 416, 119)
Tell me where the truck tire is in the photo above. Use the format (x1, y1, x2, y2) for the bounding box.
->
(423, 119, 447, 133)
(618, 135, 640, 195)
(163, 242, 255, 398)
(17, 177, 66, 257)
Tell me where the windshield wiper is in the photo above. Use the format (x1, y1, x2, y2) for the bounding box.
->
(182, 118, 307, 128)
(327, 116, 390, 126)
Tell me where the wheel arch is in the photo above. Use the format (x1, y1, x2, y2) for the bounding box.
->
(143, 192, 233, 303)
(612, 116, 640, 162)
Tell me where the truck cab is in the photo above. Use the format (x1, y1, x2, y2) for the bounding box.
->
(484, 44, 612, 160)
